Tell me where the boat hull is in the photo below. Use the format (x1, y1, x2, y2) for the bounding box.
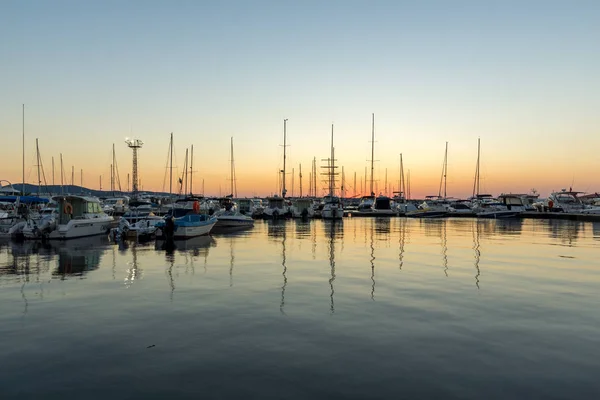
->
(406, 210, 449, 218)
(47, 217, 114, 240)
(477, 211, 521, 219)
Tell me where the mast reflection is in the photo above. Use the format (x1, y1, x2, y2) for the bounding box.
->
(441, 219, 448, 277)
(369, 220, 376, 301)
(324, 220, 343, 313)
(472, 220, 481, 289)
(398, 219, 406, 270)
(280, 223, 287, 314)
(229, 238, 234, 287)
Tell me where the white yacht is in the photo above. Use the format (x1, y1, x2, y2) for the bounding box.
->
(291, 198, 315, 218)
(476, 194, 528, 218)
(214, 197, 254, 228)
(44, 196, 114, 240)
(321, 195, 344, 220)
(547, 190, 587, 213)
(263, 196, 290, 219)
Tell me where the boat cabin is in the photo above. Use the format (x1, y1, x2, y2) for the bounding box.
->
(267, 196, 285, 209)
(358, 196, 375, 211)
(53, 196, 105, 225)
(374, 196, 392, 210)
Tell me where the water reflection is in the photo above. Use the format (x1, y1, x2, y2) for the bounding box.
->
(54, 244, 103, 279)
(398, 219, 406, 270)
(369, 220, 376, 300)
(545, 220, 582, 246)
(495, 219, 523, 235)
(473, 220, 481, 289)
(294, 219, 311, 239)
(441, 220, 448, 277)
(154, 236, 216, 299)
(323, 221, 343, 313)
(280, 223, 287, 314)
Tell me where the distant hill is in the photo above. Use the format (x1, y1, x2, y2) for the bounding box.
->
(7, 184, 171, 199)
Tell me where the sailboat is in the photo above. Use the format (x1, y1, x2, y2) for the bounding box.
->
(321, 124, 344, 220)
(355, 114, 396, 216)
(264, 119, 292, 219)
(155, 133, 217, 239)
(214, 138, 254, 228)
(407, 142, 451, 218)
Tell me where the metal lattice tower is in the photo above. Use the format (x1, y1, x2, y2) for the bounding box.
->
(125, 138, 143, 196)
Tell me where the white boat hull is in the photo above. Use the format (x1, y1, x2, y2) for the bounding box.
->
(173, 221, 216, 238)
(47, 217, 114, 240)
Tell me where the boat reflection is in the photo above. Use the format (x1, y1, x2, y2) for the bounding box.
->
(473, 220, 481, 289)
(266, 219, 287, 240)
(397, 219, 407, 270)
(280, 222, 287, 314)
(324, 220, 342, 313)
(294, 219, 312, 239)
(545, 220, 583, 246)
(369, 220, 376, 300)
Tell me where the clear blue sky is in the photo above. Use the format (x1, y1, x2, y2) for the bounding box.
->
(1, 0, 599, 196)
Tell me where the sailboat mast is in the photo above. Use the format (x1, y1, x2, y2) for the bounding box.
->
(112, 144, 116, 194)
(364, 166, 367, 196)
(183, 148, 189, 195)
(438, 142, 448, 198)
(169, 132, 173, 197)
(36, 138, 41, 195)
(52, 156, 55, 192)
(22, 104, 25, 196)
(80, 169, 83, 193)
(400, 153, 405, 199)
(354, 171, 357, 197)
(189, 145, 194, 195)
(299, 164, 303, 197)
(282, 119, 288, 197)
(385, 168, 388, 197)
(370, 113, 375, 196)
(60, 154, 64, 194)
(473, 138, 481, 198)
(407, 170, 411, 200)
(330, 124, 335, 196)
(230, 137, 234, 197)
(444, 141, 448, 199)
(342, 166, 345, 199)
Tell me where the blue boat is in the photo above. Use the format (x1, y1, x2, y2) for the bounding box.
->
(156, 214, 217, 239)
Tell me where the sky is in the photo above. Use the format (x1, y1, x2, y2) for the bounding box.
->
(1, 0, 599, 198)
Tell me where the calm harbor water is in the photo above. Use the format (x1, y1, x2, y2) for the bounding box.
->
(1, 218, 599, 399)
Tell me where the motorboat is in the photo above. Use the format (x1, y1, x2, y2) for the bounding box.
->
(0, 195, 50, 239)
(263, 196, 290, 219)
(42, 195, 114, 240)
(476, 194, 528, 218)
(406, 196, 450, 218)
(155, 213, 217, 239)
(214, 197, 254, 228)
(321, 195, 344, 220)
(22, 202, 59, 239)
(290, 198, 315, 218)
